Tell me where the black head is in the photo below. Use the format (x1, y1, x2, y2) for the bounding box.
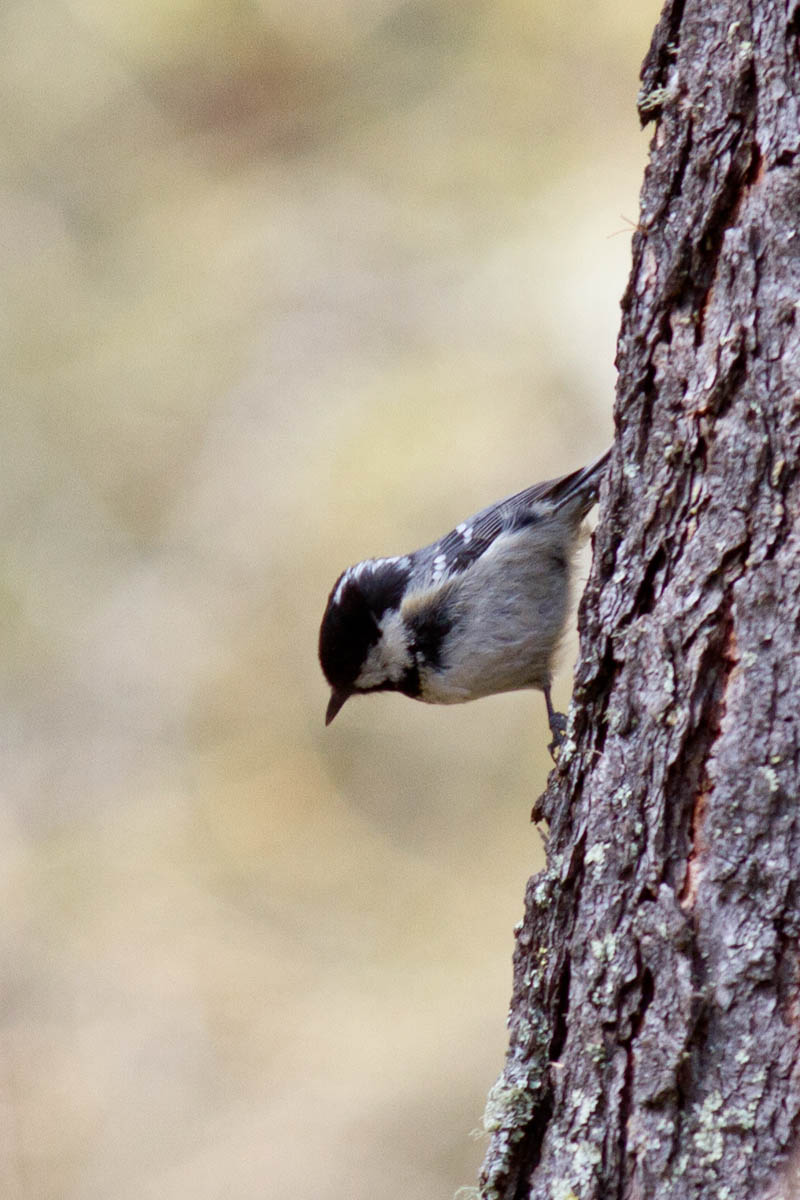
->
(318, 557, 416, 723)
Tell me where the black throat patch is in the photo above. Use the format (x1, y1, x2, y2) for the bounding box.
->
(405, 599, 453, 672)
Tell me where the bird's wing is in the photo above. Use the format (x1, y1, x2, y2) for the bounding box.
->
(419, 451, 610, 583)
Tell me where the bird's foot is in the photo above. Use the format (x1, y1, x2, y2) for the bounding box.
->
(547, 711, 567, 761)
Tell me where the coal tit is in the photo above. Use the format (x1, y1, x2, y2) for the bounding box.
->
(319, 450, 610, 749)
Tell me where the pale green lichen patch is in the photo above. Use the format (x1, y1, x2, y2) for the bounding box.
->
(590, 932, 617, 962)
(588, 1041, 606, 1065)
(585, 842, 608, 868)
(726, 1102, 757, 1131)
(614, 783, 633, 808)
(573, 1139, 602, 1173)
(547, 1138, 602, 1200)
(549, 1181, 579, 1200)
(532, 870, 557, 908)
(640, 1112, 677, 1155)
(482, 1077, 535, 1134)
(693, 1091, 724, 1165)
(569, 1087, 598, 1129)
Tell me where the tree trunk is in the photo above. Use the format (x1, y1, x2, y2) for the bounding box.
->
(479, 2, 800, 1198)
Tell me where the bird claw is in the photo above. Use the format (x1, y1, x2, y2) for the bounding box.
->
(547, 711, 567, 761)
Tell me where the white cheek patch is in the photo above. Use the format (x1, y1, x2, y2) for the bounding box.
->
(355, 608, 412, 689)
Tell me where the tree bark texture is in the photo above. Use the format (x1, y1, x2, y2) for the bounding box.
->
(479, 2, 800, 1198)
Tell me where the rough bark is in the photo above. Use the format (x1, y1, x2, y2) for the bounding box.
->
(479, 2, 800, 1198)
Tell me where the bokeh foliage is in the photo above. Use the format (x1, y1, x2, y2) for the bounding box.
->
(1, 1, 657, 1196)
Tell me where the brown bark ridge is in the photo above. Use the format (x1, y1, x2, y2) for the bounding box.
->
(479, 2, 800, 1198)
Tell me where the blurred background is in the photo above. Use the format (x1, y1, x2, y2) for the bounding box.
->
(1, 1, 658, 1196)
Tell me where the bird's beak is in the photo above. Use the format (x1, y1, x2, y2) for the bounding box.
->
(325, 689, 351, 726)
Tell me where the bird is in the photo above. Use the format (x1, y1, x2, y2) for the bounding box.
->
(319, 449, 610, 752)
